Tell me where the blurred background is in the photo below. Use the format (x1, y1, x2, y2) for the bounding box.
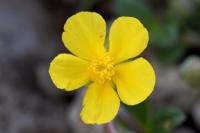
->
(0, 0, 200, 133)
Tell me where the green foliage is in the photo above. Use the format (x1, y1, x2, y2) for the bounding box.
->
(124, 102, 186, 133)
(152, 107, 186, 133)
(114, 0, 183, 63)
(124, 101, 152, 132)
(114, 0, 157, 29)
(187, 3, 200, 31)
(154, 44, 184, 63)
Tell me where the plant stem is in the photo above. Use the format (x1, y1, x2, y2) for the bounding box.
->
(104, 122, 117, 133)
(118, 107, 144, 133)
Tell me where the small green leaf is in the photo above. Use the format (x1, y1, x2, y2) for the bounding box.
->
(153, 107, 186, 133)
(151, 21, 179, 47)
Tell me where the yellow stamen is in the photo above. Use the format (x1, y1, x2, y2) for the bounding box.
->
(88, 54, 115, 84)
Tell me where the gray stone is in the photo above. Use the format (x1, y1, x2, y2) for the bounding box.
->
(150, 59, 199, 112)
(0, 0, 60, 62)
(0, 83, 68, 133)
(191, 100, 200, 130)
(0, 0, 69, 132)
(35, 63, 64, 98)
(180, 56, 200, 89)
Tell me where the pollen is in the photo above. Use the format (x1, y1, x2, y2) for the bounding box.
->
(88, 54, 115, 84)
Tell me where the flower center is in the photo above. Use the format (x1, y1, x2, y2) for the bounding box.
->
(88, 54, 115, 84)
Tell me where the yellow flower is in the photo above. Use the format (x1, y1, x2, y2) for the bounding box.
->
(49, 12, 156, 124)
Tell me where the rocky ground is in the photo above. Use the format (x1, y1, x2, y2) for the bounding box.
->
(0, 0, 200, 133)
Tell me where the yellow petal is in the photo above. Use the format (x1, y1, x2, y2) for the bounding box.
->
(109, 17, 149, 64)
(114, 58, 155, 105)
(62, 12, 106, 61)
(49, 54, 90, 91)
(81, 82, 120, 124)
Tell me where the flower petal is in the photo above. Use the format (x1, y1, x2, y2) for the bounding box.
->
(81, 82, 120, 124)
(62, 12, 106, 61)
(114, 58, 155, 105)
(109, 17, 149, 64)
(49, 54, 90, 91)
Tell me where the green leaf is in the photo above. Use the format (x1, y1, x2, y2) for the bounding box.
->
(114, 0, 157, 29)
(151, 21, 179, 47)
(152, 15, 182, 63)
(124, 101, 153, 133)
(114, 0, 179, 48)
(154, 44, 184, 63)
(153, 107, 186, 133)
